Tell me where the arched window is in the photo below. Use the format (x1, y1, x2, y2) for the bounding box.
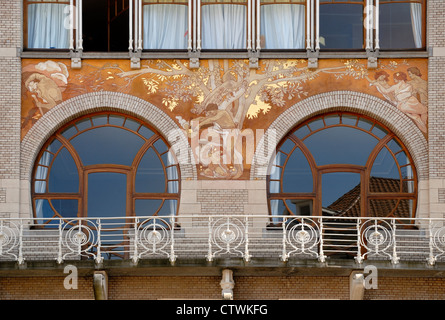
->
(267, 112, 417, 224)
(32, 112, 180, 227)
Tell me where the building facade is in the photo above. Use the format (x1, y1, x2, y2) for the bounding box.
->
(0, 0, 445, 300)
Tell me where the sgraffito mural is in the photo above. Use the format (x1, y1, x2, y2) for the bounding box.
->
(22, 58, 428, 180)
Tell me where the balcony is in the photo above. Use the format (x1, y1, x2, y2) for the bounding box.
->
(1, 215, 445, 272)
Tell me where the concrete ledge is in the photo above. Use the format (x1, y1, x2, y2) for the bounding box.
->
(1, 258, 445, 278)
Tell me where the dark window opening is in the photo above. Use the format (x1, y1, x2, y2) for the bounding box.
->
(82, 0, 130, 52)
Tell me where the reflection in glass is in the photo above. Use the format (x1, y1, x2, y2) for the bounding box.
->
(282, 148, 313, 193)
(269, 199, 289, 223)
(135, 199, 163, 216)
(319, 4, 364, 49)
(51, 199, 78, 218)
(370, 147, 400, 192)
(393, 199, 414, 219)
(322, 173, 361, 216)
(380, 2, 422, 49)
(305, 126, 378, 166)
(88, 173, 127, 218)
(35, 199, 54, 220)
(71, 127, 145, 166)
(286, 199, 312, 216)
(135, 148, 166, 193)
(369, 199, 397, 217)
(48, 148, 79, 193)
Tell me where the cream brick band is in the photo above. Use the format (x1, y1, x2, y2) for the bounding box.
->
(250, 91, 429, 181)
(20, 91, 197, 181)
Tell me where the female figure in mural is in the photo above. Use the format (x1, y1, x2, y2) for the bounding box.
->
(369, 71, 428, 133)
(407, 67, 428, 107)
(192, 103, 244, 179)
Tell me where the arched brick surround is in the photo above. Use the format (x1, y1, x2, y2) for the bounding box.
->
(250, 91, 429, 181)
(20, 91, 197, 181)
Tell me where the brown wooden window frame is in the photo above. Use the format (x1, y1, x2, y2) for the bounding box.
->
(31, 111, 181, 227)
(267, 112, 418, 225)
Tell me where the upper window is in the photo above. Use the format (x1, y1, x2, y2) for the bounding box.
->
(260, 0, 306, 49)
(319, 0, 364, 50)
(143, 0, 189, 50)
(267, 112, 417, 224)
(32, 112, 180, 226)
(25, 0, 70, 49)
(23, 0, 425, 51)
(379, 0, 424, 50)
(201, 0, 247, 50)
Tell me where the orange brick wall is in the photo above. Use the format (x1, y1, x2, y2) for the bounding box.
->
(1, 276, 445, 300)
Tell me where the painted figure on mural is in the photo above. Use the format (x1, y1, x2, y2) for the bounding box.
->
(22, 61, 69, 132)
(407, 66, 428, 107)
(191, 103, 244, 179)
(368, 69, 428, 133)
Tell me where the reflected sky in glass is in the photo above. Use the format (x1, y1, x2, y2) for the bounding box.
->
(304, 126, 378, 166)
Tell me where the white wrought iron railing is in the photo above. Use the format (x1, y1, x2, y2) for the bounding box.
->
(0, 215, 444, 267)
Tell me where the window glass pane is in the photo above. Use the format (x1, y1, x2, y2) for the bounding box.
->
(109, 115, 125, 126)
(380, 3, 422, 49)
(304, 126, 379, 166)
(282, 148, 313, 193)
(357, 118, 374, 131)
(35, 199, 55, 219)
(308, 118, 324, 131)
(139, 126, 155, 140)
(154, 139, 169, 154)
(369, 199, 397, 218)
(202, 4, 246, 49)
(260, 4, 305, 49)
(27, 3, 70, 49)
(319, 4, 364, 49)
(341, 114, 358, 126)
(75, 118, 92, 131)
(158, 199, 178, 216)
(51, 199, 78, 218)
(402, 179, 415, 193)
(294, 125, 310, 140)
(393, 199, 414, 219)
(135, 199, 163, 216)
(370, 147, 400, 192)
(124, 118, 141, 131)
(322, 172, 361, 216)
(143, 4, 188, 49)
(269, 199, 289, 223)
(135, 148, 166, 193)
(279, 139, 295, 155)
(371, 124, 388, 139)
(48, 138, 62, 154)
(87, 173, 127, 218)
(61, 126, 78, 140)
(71, 126, 145, 166)
(286, 199, 312, 216)
(48, 148, 79, 193)
(324, 114, 340, 126)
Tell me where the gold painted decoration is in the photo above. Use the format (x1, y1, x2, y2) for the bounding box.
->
(22, 58, 428, 180)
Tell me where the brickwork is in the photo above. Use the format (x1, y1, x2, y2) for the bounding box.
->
(251, 91, 428, 181)
(1, 275, 445, 300)
(0, 0, 23, 221)
(20, 91, 197, 182)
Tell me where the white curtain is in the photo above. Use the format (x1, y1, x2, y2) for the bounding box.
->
(269, 153, 281, 223)
(260, 4, 305, 49)
(35, 150, 52, 218)
(167, 152, 179, 216)
(202, 4, 246, 49)
(143, 4, 188, 49)
(28, 3, 69, 49)
(410, 3, 422, 48)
